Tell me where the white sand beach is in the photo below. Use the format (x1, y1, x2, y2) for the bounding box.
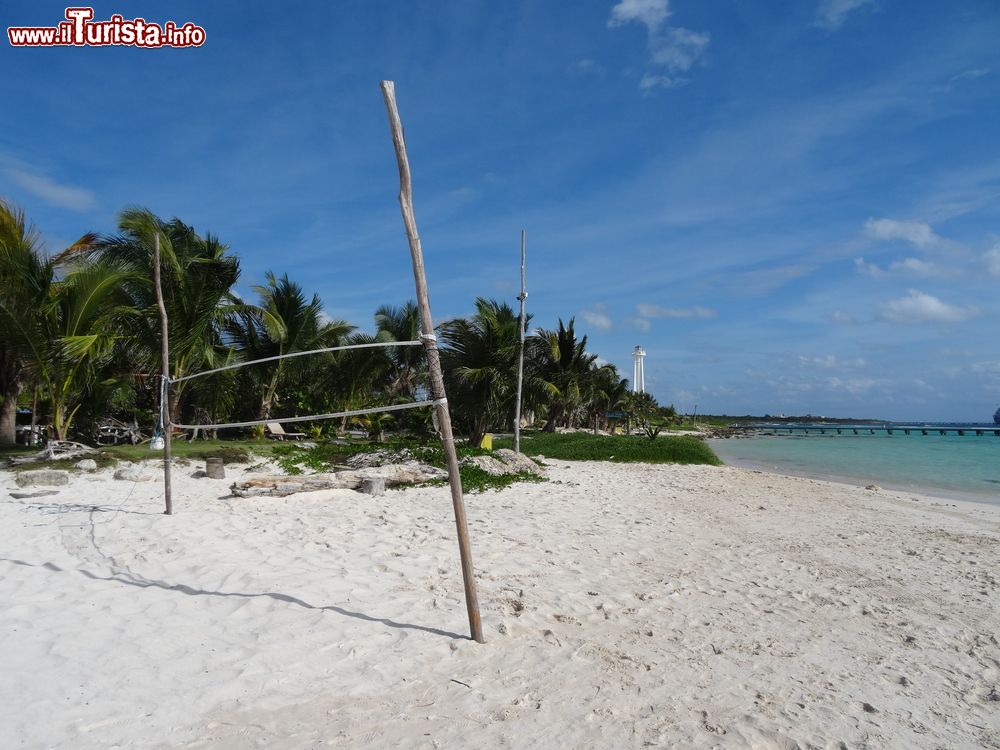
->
(2, 460, 999, 749)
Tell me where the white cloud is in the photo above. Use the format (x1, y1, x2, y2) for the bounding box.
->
(734, 263, 814, 295)
(631, 317, 652, 332)
(650, 26, 710, 72)
(854, 257, 881, 277)
(829, 310, 857, 325)
(573, 59, 606, 76)
(799, 355, 867, 370)
(608, 0, 709, 91)
(640, 73, 688, 91)
(892, 257, 939, 276)
(855, 256, 940, 278)
(608, 0, 671, 30)
(5, 167, 97, 211)
(651, 28, 711, 71)
(878, 289, 978, 324)
(983, 244, 1000, 277)
(826, 376, 879, 395)
(864, 218, 940, 248)
(581, 305, 613, 331)
(971, 361, 1000, 375)
(636, 303, 716, 319)
(949, 68, 991, 84)
(815, 0, 875, 30)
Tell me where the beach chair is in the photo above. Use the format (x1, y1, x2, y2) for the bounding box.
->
(265, 422, 306, 441)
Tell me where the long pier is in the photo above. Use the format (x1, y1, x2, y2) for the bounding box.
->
(745, 424, 1000, 437)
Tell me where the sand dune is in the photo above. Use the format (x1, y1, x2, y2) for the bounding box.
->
(2, 460, 998, 748)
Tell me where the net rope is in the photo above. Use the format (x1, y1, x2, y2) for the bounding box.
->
(163, 338, 443, 432)
(169, 340, 423, 384)
(170, 399, 446, 431)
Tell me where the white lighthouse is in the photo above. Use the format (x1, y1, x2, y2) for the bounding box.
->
(632, 345, 646, 393)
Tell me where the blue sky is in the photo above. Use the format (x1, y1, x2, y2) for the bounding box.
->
(2, 0, 999, 420)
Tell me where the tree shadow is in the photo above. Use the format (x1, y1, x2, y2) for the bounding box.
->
(1, 557, 466, 640)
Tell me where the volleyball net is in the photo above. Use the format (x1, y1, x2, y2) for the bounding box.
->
(159, 338, 443, 432)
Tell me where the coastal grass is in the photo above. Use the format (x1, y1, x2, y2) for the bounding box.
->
(270, 438, 545, 493)
(3, 435, 547, 492)
(3, 439, 269, 470)
(495, 431, 722, 465)
(0, 450, 119, 472)
(105, 439, 266, 464)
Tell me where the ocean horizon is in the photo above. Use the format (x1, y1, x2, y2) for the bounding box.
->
(708, 429, 1000, 505)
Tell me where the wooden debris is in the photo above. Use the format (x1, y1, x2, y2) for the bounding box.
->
(10, 441, 96, 465)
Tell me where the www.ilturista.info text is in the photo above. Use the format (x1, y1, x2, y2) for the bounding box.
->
(8, 7, 206, 48)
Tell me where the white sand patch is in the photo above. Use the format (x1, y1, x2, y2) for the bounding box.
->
(1, 460, 998, 748)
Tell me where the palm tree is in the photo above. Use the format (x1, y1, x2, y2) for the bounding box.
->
(582, 363, 629, 434)
(228, 272, 353, 420)
(0, 200, 47, 444)
(374, 301, 425, 399)
(439, 298, 528, 447)
(0, 200, 110, 442)
(323, 332, 393, 434)
(625, 390, 662, 439)
(85, 208, 245, 424)
(44, 257, 137, 439)
(531, 318, 598, 432)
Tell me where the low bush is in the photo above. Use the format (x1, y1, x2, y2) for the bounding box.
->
(495, 431, 722, 465)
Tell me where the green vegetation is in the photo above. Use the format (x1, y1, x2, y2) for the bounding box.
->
(444, 465, 547, 494)
(269, 438, 544, 493)
(2, 433, 544, 494)
(0, 450, 119, 473)
(670, 417, 730, 430)
(104, 439, 264, 464)
(1, 200, 692, 456)
(495, 431, 722, 466)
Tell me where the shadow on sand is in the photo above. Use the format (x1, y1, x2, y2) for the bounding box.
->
(1, 557, 467, 641)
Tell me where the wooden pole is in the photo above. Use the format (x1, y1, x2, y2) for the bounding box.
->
(513, 230, 527, 454)
(380, 80, 484, 643)
(29, 384, 38, 446)
(152, 233, 173, 515)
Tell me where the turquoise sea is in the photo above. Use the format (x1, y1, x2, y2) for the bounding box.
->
(708, 430, 1000, 505)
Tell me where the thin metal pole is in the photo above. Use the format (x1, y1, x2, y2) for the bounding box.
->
(152, 233, 173, 515)
(380, 80, 484, 643)
(514, 230, 527, 454)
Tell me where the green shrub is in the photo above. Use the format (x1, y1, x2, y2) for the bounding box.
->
(494, 431, 722, 465)
(189, 446, 251, 464)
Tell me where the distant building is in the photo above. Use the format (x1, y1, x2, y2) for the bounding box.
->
(632, 346, 646, 393)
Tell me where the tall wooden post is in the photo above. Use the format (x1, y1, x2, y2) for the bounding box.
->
(152, 233, 173, 515)
(380, 80, 484, 643)
(29, 385, 38, 446)
(514, 230, 527, 454)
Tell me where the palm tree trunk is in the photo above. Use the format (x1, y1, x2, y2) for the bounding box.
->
(53, 402, 67, 441)
(543, 405, 562, 432)
(0, 348, 22, 446)
(259, 370, 281, 420)
(0, 382, 18, 446)
(169, 388, 182, 428)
